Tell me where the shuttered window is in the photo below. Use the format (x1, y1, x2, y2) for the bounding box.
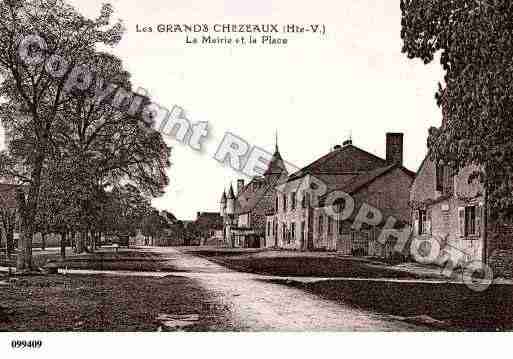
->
(459, 205, 483, 238)
(436, 164, 445, 192)
(419, 210, 427, 235)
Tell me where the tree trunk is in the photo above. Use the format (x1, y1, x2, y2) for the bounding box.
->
(41, 233, 46, 251)
(60, 232, 66, 259)
(90, 232, 96, 252)
(6, 226, 14, 258)
(16, 151, 45, 271)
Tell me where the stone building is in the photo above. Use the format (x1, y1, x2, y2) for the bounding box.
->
(410, 101, 513, 277)
(220, 142, 288, 248)
(266, 134, 415, 258)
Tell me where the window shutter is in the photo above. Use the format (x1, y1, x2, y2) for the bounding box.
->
(413, 220, 419, 236)
(458, 207, 465, 238)
(476, 204, 483, 236)
(427, 209, 432, 235)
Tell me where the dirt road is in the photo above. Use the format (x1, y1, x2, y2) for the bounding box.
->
(144, 247, 426, 331)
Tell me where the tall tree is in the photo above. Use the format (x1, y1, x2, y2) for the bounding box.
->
(401, 0, 513, 220)
(0, 0, 124, 270)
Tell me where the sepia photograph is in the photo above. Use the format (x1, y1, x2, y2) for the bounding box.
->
(0, 0, 512, 357)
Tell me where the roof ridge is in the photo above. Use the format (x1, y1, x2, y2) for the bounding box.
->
(288, 144, 388, 182)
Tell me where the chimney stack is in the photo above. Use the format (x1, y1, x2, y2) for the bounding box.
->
(237, 179, 245, 195)
(386, 133, 404, 166)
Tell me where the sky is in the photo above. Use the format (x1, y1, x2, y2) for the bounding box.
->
(13, 0, 445, 220)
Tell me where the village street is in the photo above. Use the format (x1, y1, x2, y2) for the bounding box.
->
(135, 247, 429, 331)
(3, 245, 513, 331)
(0, 246, 431, 331)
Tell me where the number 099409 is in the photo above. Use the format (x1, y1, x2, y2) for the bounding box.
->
(11, 340, 43, 349)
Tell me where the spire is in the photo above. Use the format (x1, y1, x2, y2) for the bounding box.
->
(264, 133, 288, 180)
(227, 185, 235, 199)
(221, 190, 227, 203)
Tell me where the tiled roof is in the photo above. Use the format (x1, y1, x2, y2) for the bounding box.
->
(319, 164, 414, 201)
(288, 144, 388, 181)
(235, 176, 280, 215)
(264, 149, 287, 176)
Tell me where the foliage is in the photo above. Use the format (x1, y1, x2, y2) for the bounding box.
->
(401, 0, 513, 219)
(0, 0, 171, 267)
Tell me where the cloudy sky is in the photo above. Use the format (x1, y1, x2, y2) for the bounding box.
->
(58, 1, 443, 219)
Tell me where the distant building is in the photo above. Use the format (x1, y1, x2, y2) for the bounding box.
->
(195, 212, 223, 246)
(266, 133, 415, 258)
(220, 141, 288, 248)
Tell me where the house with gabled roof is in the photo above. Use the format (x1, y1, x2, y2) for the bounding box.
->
(220, 142, 288, 248)
(266, 133, 415, 258)
(410, 95, 513, 278)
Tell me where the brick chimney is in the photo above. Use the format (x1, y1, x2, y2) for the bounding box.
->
(386, 133, 404, 166)
(237, 179, 245, 195)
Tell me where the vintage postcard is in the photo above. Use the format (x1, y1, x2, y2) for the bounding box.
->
(0, 0, 512, 357)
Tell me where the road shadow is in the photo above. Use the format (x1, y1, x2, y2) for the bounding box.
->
(44, 248, 185, 272)
(265, 278, 513, 331)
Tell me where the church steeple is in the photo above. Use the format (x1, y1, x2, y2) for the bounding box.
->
(264, 133, 288, 181)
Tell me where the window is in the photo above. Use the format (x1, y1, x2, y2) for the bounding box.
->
(267, 221, 271, 237)
(437, 165, 455, 195)
(436, 164, 445, 193)
(338, 220, 344, 235)
(291, 222, 296, 242)
(418, 210, 428, 235)
(301, 192, 307, 209)
(327, 216, 333, 235)
(319, 215, 324, 235)
(291, 192, 297, 210)
(282, 223, 286, 242)
(275, 196, 279, 212)
(283, 194, 287, 212)
(301, 221, 306, 243)
(465, 206, 477, 236)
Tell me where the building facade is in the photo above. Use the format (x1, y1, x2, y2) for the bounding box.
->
(411, 137, 513, 277)
(266, 133, 415, 258)
(220, 143, 288, 248)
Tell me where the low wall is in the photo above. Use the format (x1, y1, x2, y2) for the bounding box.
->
(489, 250, 513, 279)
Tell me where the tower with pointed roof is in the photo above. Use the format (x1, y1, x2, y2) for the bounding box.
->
(220, 190, 227, 217)
(264, 132, 288, 183)
(218, 133, 291, 249)
(226, 184, 235, 215)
